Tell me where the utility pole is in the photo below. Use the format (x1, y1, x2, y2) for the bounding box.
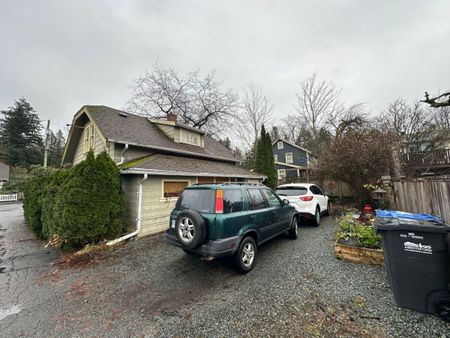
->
(43, 120, 50, 168)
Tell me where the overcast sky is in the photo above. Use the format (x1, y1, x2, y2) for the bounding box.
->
(1, 0, 449, 133)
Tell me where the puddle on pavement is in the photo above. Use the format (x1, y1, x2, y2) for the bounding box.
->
(0, 305, 21, 320)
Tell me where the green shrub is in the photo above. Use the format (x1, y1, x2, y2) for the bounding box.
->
(41, 169, 70, 239)
(337, 214, 381, 249)
(23, 176, 46, 237)
(23, 167, 58, 238)
(53, 151, 124, 249)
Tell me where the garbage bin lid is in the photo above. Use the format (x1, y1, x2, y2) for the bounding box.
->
(375, 210, 450, 233)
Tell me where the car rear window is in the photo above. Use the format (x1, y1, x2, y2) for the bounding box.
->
(276, 187, 307, 196)
(176, 189, 215, 213)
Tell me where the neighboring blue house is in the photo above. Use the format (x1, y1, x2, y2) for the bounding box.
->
(272, 139, 314, 183)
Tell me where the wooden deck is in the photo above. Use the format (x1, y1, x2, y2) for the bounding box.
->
(403, 149, 450, 169)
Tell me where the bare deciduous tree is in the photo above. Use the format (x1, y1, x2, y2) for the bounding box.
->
(379, 99, 448, 177)
(421, 91, 450, 108)
(127, 66, 238, 135)
(234, 83, 274, 151)
(295, 73, 342, 139)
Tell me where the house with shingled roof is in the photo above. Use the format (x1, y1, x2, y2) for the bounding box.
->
(62, 105, 265, 237)
(0, 162, 10, 188)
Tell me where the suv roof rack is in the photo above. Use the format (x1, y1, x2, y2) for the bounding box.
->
(222, 182, 263, 186)
(191, 182, 264, 187)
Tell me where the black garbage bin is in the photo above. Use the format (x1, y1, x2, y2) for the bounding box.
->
(375, 210, 450, 316)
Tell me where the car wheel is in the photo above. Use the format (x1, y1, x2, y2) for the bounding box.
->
(325, 201, 331, 216)
(314, 207, 320, 226)
(175, 209, 207, 250)
(234, 236, 257, 273)
(288, 216, 298, 239)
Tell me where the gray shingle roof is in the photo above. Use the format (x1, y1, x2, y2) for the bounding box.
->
(85, 105, 240, 162)
(0, 162, 10, 181)
(121, 153, 265, 179)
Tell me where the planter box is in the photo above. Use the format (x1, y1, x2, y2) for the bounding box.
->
(335, 240, 384, 266)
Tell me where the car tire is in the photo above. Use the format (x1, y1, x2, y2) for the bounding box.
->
(313, 207, 320, 226)
(288, 216, 299, 239)
(234, 236, 257, 273)
(175, 209, 207, 250)
(325, 201, 331, 216)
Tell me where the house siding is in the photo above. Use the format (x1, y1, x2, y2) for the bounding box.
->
(122, 175, 262, 237)
(121, 175, 140, 229)
(139, 175, 197, 237)
(273, 141, 308, 167)
(114, 144, 153, 163)
(158, 124, 176, 140)
(73, 124, 107, 165)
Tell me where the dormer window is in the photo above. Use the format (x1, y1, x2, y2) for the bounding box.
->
(181, 129, 201, 146)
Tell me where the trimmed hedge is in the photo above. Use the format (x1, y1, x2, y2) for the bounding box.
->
(23, 151, 124, 250)
(23, 167, 55, 238)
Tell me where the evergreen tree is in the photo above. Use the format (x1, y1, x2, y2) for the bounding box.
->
(48, 129, 66, 167)
(54, 151, 124, 249)
(263, 131, 277, 188)
(0, 98, 43, 166)
(254, 125, 277, 188)
(243, 144, 256, 169)
(219, 137, 232, 150)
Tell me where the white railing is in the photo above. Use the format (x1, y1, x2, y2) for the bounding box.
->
(0, 193, 18, 202)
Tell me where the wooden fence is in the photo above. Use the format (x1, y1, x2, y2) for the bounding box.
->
(0, 193, 18, 203)
(393, 179, 450, 223)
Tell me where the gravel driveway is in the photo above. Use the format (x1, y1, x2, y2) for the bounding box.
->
(0, 203, 449, 337)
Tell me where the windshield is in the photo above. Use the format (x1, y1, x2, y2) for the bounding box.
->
(176, 189, 215, 213)
(276, 187, 307, 196)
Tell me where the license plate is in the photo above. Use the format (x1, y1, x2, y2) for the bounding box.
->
(171, 220, 176, 229)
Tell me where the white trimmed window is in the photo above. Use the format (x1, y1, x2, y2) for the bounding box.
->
(181, 129, 201, 146)
(277, 141, 284, 149)
(277, 169, 286, 180)
(274, 154, 278, 162)
(84, 124, 95, 153)
(286, 152, 293, 164)
(163, 181, 189, 198)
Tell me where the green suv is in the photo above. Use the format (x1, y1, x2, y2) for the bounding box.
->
(165, 183, 299, 273)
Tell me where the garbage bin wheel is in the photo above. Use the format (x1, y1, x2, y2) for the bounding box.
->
(436, 300, 450, 322)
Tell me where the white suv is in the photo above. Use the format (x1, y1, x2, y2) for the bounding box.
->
(275, 183, 330, 226)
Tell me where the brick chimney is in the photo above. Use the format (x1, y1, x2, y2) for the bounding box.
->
(167, 112, 177, 122)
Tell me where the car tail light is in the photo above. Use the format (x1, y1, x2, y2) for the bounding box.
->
(300, 196, 313, 202)
(215, 189, 224, 213)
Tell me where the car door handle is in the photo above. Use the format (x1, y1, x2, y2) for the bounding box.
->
(250, 214, 256, 219)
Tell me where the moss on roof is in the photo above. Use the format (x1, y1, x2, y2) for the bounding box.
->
(119, 155, 152, 170)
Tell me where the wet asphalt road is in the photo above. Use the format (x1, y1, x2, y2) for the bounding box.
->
(0, 203, 449, 337)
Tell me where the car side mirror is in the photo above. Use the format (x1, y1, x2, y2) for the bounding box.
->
(283, 199, 289, 206)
